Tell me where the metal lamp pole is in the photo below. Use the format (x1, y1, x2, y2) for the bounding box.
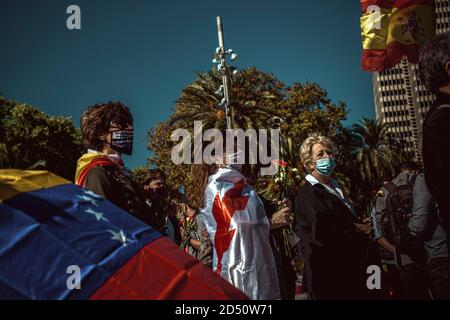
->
(216, 16, 233, 130)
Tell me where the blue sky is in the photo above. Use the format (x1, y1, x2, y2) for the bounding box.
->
(0, 0, 374, 169)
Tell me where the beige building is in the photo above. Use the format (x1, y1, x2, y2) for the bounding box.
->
(372, 0, 450, 163)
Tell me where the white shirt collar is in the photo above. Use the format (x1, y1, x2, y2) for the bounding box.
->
(305, 174, 340, 191)
(305, 174, 355, 215)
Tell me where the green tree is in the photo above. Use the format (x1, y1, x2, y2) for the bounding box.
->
(169, 67, 284, 130)
(352, 117, 405, 186)
(332, 117, 407, 214)
(0, 97, 83, 181)
(147, 68, 350, 203)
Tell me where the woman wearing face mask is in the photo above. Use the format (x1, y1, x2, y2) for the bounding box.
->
(294, 133, 371, 300)
(75, 101, 151, 225)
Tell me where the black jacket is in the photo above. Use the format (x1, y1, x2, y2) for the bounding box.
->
(260, 196, 297, 300)
(294, 181, 370, 299)
(423, 93, 450, 238)
(84, 165, 151, 225)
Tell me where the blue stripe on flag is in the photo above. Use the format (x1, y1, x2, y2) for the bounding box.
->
(0, 184, 161, 299)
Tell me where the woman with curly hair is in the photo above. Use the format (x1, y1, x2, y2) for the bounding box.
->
(75, 101, 151, 225)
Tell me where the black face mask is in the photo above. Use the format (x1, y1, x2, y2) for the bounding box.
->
(108, 130, 134, 155)
(149, 187, 165, 200)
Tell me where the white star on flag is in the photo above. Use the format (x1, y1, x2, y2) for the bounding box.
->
(83, 189, 103, 200)
(108, 229, 132, 246)
(75, 194, 99, 207)
(85, 208, 109, 222)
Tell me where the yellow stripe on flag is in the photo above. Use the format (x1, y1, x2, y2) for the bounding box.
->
(386, 5, 435, 46)
(74, 152, 105, 183)
(361, 4, 435, 50)
(0, 169, 70, 202)
(360, 8, 391, 50)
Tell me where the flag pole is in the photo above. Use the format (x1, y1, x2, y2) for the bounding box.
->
(216, 16, 232, 130)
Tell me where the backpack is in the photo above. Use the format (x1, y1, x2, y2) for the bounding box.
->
(382, 175, 417, 245)
(382, 174, 428, 267)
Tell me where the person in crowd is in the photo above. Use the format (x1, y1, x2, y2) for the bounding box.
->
(241, 163, 298, 300)
(372, 161, 429, 299)
(75, 101, 152, 225)
(370, 184, 400, 299)
(418, 32, 450, 251)
(190, 146, 281, 300)
(138, 169, 182, 244)
(176, 200, 213, 268)
(294, 133, 371, 300)
(409, 172, 450, 299)
(259, 195, 297, 300)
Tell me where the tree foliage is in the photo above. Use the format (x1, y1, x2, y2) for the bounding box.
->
(0, 97, 83, 181)
(146, 67, 383, 208)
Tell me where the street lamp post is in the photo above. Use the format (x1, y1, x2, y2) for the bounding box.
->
(212, 16, 239, 130)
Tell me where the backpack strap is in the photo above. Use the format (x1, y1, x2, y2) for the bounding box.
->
(383, 181, 396, 194)
(409, 174, 418, 188)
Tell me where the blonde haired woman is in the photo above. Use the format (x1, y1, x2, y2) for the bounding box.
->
(294, 133, 370, 299)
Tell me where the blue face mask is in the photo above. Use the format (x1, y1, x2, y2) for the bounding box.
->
(315, 157, 336, 176)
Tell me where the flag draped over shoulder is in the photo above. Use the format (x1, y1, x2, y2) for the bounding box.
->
(200, 167, 280, 300)
(360, 0, 435, 71)
(0, 169, 248, 300)
(74, 152, 117, 187)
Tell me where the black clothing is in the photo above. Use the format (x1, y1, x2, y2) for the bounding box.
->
(294, 181, 370, 299)
(398, 263, 429, 300)
(409, 173, 448, 261)
(422, 93, 450, 253)
(427, 256, 450, 300)
(84, 165, 152, 225)
(261, 196, 297, 300)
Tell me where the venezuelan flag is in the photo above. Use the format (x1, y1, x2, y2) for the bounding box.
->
(0, 169, 248, 300)
(360, 0, 435, 71)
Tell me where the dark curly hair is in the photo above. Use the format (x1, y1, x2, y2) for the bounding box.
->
(80, 101, 133, 151)
(138, 168, 166, 186)
(418, 32, 450, 93)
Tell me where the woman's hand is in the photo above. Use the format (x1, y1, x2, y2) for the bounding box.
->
(279, 198, 292, 211)
(271, 198, 294, 229)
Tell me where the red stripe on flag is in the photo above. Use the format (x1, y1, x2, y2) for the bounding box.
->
(362, 49, 387, 72)
(76, 157, 117, 187)
(361, 0, 394, 12)
(361, 0, 434, 13)
(386, 41, 421, 65)
(394, 0, 435, 9)
(89, 237, 248, 300)
(362, 42, 420, 71)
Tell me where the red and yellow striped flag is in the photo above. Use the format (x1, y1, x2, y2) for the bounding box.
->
(360, 0, 435, 72)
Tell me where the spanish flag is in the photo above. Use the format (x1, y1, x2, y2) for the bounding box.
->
(0, 169, 248, 300)
(360, 0, 435, 72)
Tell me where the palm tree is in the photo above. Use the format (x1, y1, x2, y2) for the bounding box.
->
(169, 67, 284, 132)
(169, 71, 225, 130)
(352, 117, 405, 187)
